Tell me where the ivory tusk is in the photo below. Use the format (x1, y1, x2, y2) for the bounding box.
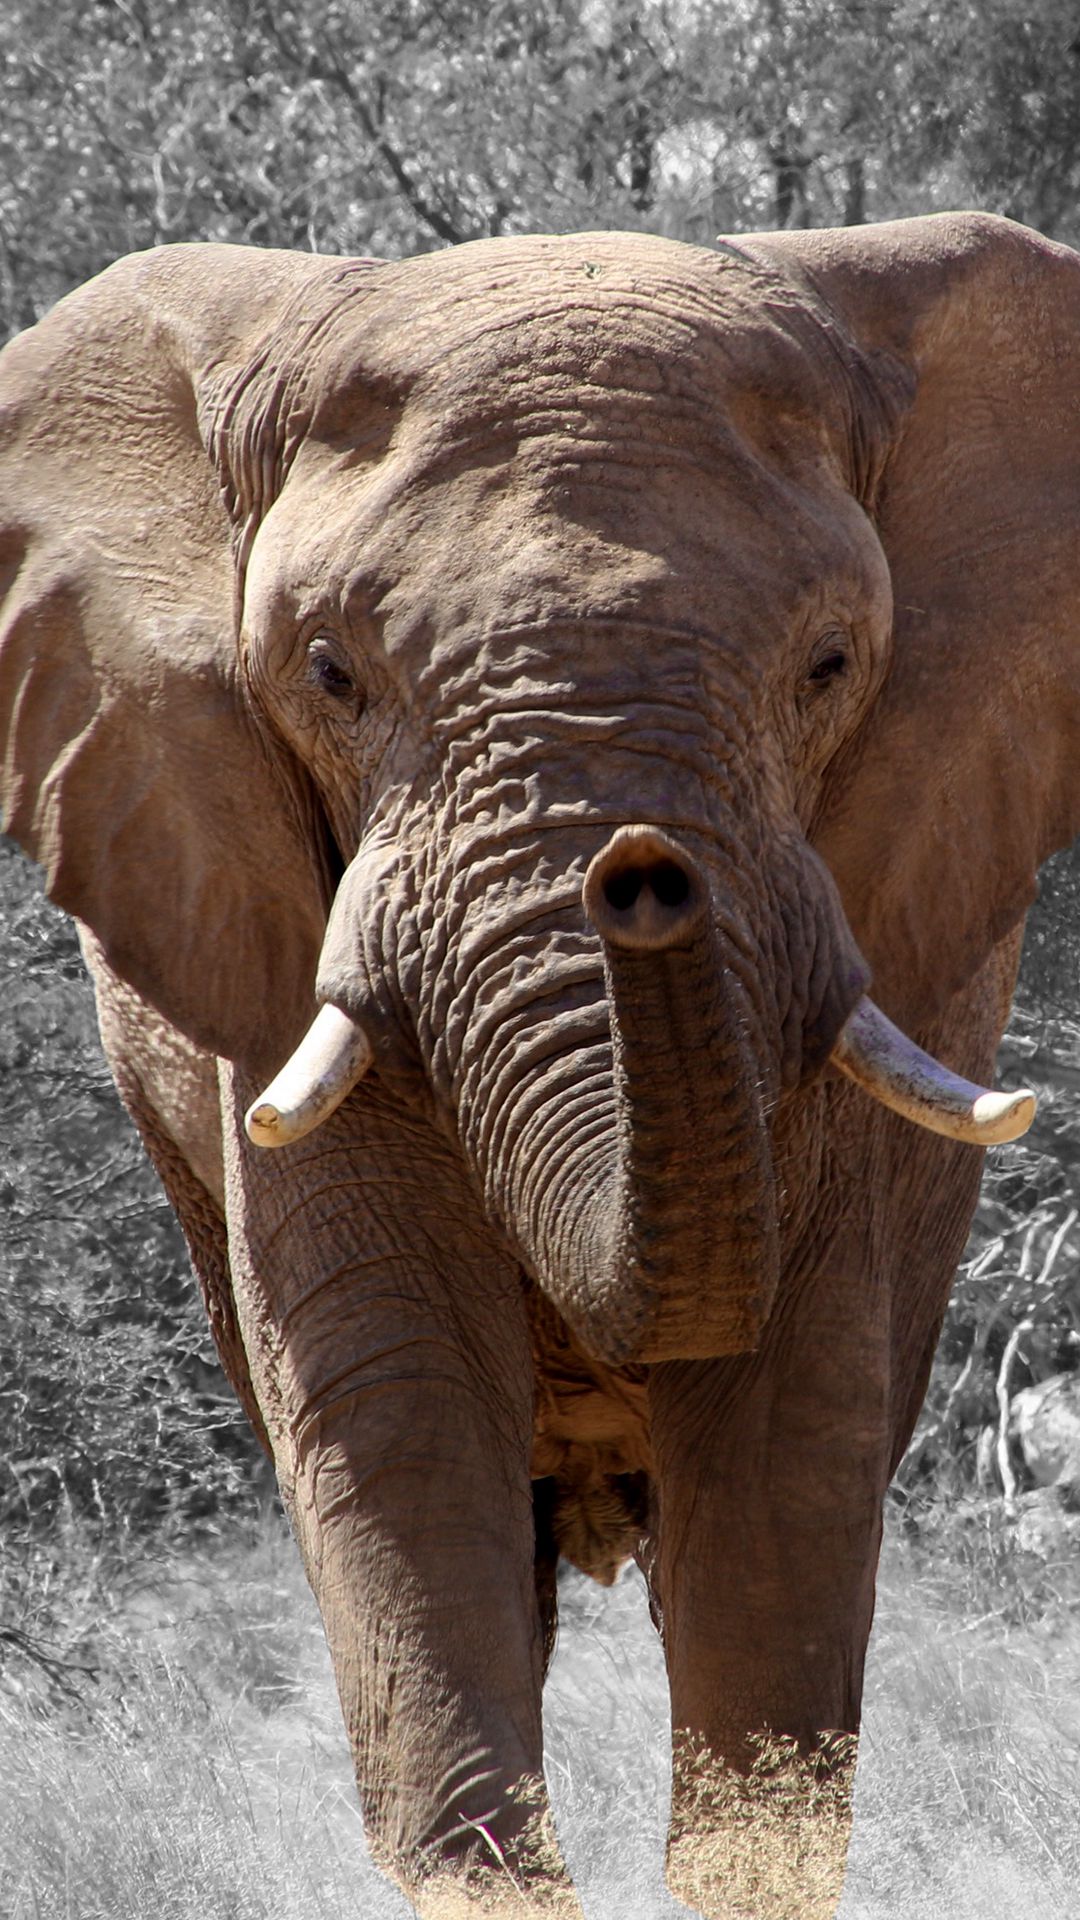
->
(831, 996, 1036, 1147)
(245, 1003, 374, 1148)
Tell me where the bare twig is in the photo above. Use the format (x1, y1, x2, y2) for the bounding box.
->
(0, 1627, 98, 1702)
(1032, 1206, 1078, 1295)
(995, 1318, 1033, 1510)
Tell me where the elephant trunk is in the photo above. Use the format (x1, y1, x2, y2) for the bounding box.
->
(523, 825, 778, 1364)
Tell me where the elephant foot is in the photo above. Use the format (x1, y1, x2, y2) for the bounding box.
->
(402, 1783, 584, 1920)
(665, 1731, 856, 1920)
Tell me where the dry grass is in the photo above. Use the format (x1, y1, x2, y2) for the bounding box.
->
(2, 1508, 1078, 1920)
(842, 1513, 1080, 1920)
(0, 1532, 392, 1920)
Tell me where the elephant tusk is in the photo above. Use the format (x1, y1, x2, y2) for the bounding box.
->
(244, 1003, 374, 1148)
(831, 996, 1036, 1146)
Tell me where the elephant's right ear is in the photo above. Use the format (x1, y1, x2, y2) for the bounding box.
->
(0, 244, 360, 1075)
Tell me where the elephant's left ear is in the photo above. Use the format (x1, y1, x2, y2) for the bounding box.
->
(0, 244, 365, 1075)
(745, 213, 1080, 1033)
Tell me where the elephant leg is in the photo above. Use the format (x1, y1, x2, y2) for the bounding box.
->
(531, 1477, 561, 1676)
(220, 1067, 580, 1916)
(646, 1279, 890, 1920)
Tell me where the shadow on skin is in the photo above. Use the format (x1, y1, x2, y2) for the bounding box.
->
(409, 1778, 584, 1917)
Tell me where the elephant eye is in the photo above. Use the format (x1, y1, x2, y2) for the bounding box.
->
(307, 636, 358, 702)
(806, 642, 849, 688)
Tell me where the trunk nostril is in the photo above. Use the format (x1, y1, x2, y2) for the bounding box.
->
(602, 866, 643, 912)
(585, 827, 706, 952)
(646, 859, 691, 909)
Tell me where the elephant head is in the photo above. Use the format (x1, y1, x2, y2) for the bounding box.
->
(1, 215, 1076, 1910)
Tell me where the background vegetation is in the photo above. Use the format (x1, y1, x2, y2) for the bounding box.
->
(2, 3, 1080, 1914)
(6, 0, 1080, 339)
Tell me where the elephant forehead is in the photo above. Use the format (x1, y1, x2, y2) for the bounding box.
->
(308, 230, 847, 461)
(251, 236, 881, 667)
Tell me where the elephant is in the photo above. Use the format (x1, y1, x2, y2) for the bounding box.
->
(0, 210, 1074, 1917)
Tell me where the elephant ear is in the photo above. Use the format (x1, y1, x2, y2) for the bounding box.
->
(743, 213, 1080, 1033)
(0, 243, 367, 1075)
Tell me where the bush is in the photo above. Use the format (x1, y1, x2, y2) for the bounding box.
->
(0, 837, 264, 1622)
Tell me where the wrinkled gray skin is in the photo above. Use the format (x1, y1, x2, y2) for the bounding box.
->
(3, 215, 1080, 1916)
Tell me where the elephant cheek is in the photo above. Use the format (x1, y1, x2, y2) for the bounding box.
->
(779, 843, 871, 1089)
